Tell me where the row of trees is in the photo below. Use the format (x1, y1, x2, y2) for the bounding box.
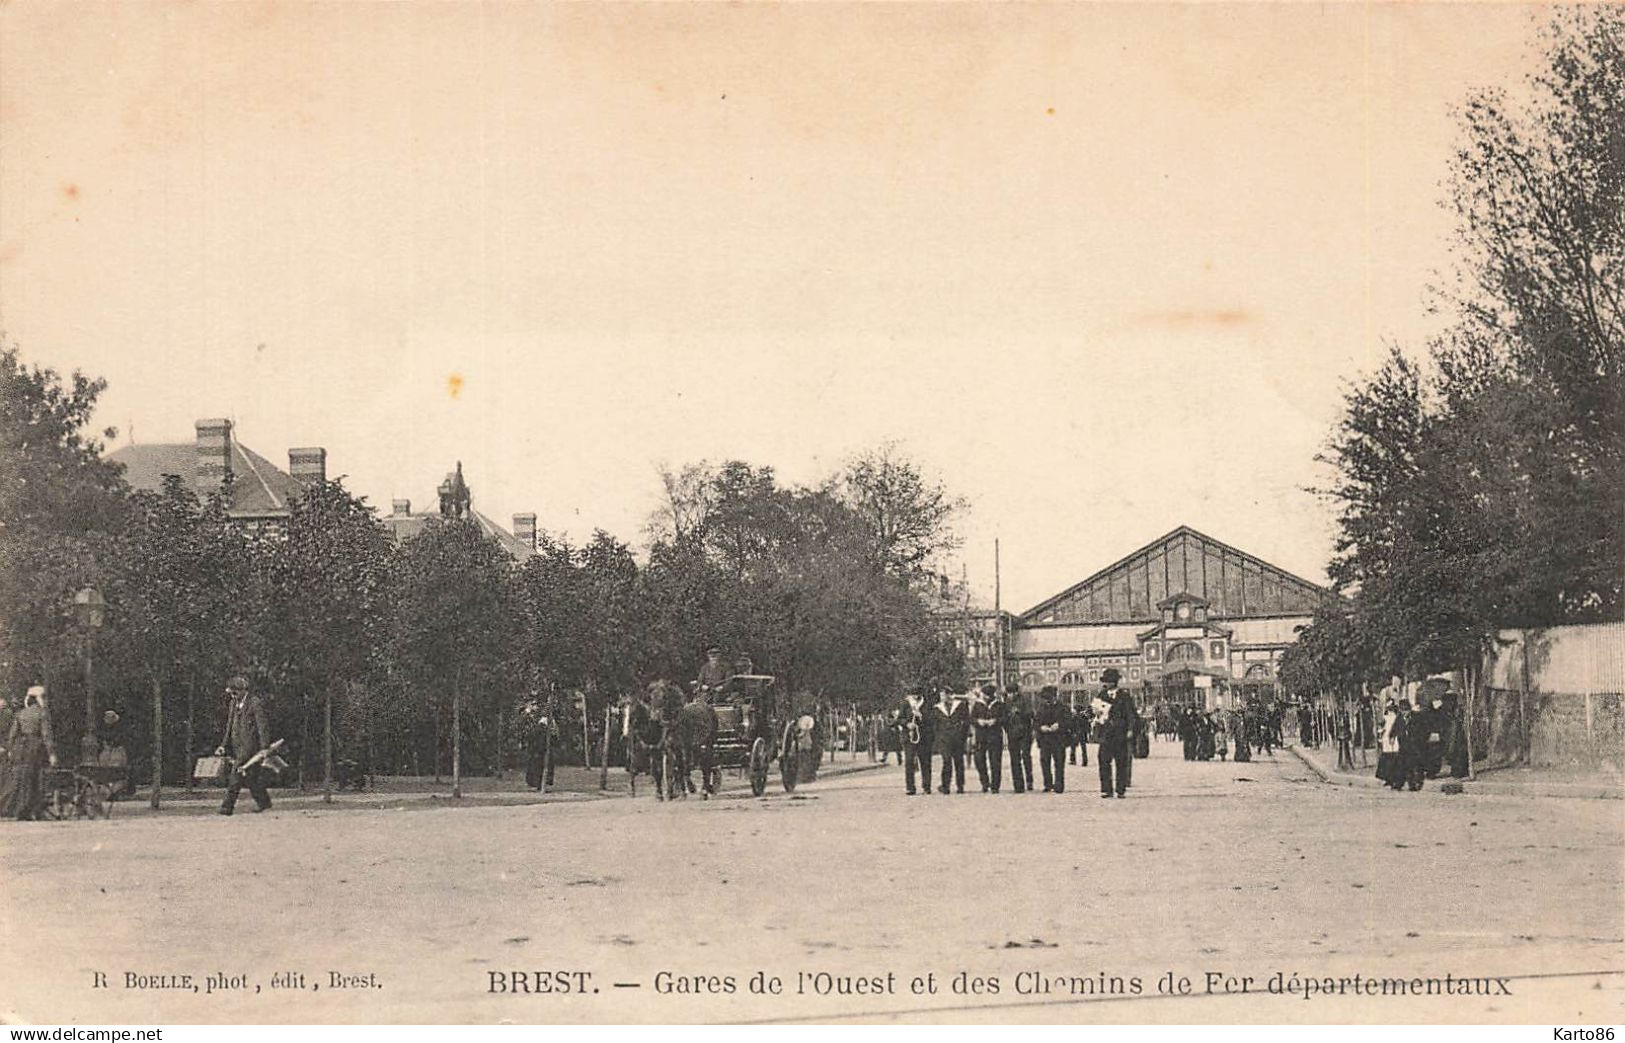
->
(1282, 9, 1622, 701)
(1, 341, 968, 802)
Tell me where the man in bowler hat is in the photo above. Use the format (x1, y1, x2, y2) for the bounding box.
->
(901, 686, 934, 795)
(1034, 685, 1068, 793)
(218, 676, 274, 815)
(1003, 682, 1034, 793)
(1096, 668, 1136, 798)
(970, 683, 1006, 792)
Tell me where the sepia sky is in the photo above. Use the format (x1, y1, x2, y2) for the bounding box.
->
(0, 2, 1545, 611)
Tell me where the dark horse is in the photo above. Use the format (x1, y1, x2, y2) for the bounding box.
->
(625, 692, 662, 798)
(670, 691, 719, 799)
(635, 681, 718, 800)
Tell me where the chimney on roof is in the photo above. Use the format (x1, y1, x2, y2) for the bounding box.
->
(195, 418, 233, 496)
(288, 447, 327, 488)
(391, 498, 412, 517)
(512, 513, 537, 551)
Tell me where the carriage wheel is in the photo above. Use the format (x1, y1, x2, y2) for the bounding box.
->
(780, 725, 799, 793)
(748, 738, 769, 797)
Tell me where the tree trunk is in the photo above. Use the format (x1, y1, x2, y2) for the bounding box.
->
(433, 708, 442, 783)
(495, 699, 504, 779)
(323, 681, 334, 803)
(452, 672, 463, 799)
(599, 705, 611, 791)
(149, 675, 163, 811)
(298, 691, 309, 791)
(1517, 629, 1533, 765)
(185, 673, 196, 792)
(1464, 660, 1479, 782)
(581, 692, 592, 769)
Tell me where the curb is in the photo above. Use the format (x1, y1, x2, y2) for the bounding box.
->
(1286, 744, 1385, 790)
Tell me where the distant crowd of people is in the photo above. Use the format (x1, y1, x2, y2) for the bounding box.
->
(1163, 704, 1272, 763)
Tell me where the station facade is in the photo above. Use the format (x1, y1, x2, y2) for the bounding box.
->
(1006, 526, 1335, 708)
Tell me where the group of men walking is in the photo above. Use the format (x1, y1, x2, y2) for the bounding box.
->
(897, 668, 1139, 798)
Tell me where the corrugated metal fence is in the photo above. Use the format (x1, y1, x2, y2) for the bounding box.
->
(1471, 623, 1624, 773)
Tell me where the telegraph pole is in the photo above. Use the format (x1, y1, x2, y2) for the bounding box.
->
(994, 539, 1005, 690)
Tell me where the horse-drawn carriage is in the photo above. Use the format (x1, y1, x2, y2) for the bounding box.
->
(705, 674, 801, 797)
(632, 673, 809, 799)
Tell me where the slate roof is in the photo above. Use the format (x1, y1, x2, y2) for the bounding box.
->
(108, 441, 306, 517)
(382, 507, 534, 562)
(1020, 525, 1333, 624)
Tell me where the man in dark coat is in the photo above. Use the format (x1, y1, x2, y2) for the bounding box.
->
(1069, 694, 1089, 767)
(1396, 699, 1427, 791)
(932, 689, 969, 794)
(1442, 691, 1469, 778)
(1178, 707, 1198, 760)
(970, 683, 1006, 793)
(1096, 669, 1136, 798)
(695, 645, 732, 701)
(1418, 695, 1447, 778)
(218, 676, 274, 815)
(1003, 682, 1034, 793)
(0, 695, 13, 789)
(1034, 685, 1068, 793)
(901, 689, 934, 795)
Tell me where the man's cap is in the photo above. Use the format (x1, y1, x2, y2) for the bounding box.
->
(1101, 668, 1121, 685)
(704, 644, 723, 655)
(227, 676, 249, 692)
(25, 684, 45, 698)
(980, 683, 996, 696)
(1039, 684, 1059, 699)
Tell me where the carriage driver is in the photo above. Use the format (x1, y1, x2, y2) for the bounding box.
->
(696, 644, 732, 701)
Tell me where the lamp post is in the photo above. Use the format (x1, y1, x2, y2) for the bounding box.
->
(74, 586, 106, 747)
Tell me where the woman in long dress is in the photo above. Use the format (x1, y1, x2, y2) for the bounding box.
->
(1230, 706, 1251, 762)
(1376, 700, 1406, 790)
(1, 686, 58, 820)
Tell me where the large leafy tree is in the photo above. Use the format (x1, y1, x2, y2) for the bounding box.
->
(106, 476, 253, 807)
(1320, 9, 1623, 686)
(257, 479, 393, 797)
(512, 529, 648, 760)
(642, 462, 966, 710)
(834, 442, 966, 581)
(0, 340, 128, 735)
(388, 517, 520, 795)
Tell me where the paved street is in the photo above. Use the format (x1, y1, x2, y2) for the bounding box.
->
(2, 741, 1620, 1024)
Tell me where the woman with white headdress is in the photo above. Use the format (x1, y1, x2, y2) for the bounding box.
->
(1375, 698, 1406, 790)
(1, 685, 58, 820)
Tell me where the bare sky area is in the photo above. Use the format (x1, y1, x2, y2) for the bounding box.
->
(0, 2, 1546, 612)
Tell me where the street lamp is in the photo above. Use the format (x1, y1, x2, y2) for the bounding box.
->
(74, 586, 105, 751)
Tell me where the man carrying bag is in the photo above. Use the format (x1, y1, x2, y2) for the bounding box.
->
(216, 676, 275, 815)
